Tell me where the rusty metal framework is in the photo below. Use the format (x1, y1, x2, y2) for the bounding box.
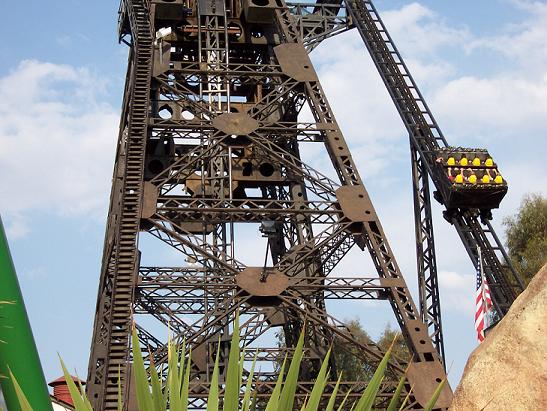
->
(86, 0, 523, 409)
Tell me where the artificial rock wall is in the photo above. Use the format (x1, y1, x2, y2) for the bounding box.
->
(450, 264, 547, 410)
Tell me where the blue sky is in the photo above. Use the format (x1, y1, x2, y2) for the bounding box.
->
(0, 0, 546, 397)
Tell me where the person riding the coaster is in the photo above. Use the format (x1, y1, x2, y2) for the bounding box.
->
(486, 168, 504, 184)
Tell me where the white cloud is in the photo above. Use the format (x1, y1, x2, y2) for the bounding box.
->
(21, 266, 47, 279)
(438, 270, 475, 314)
(312, 31, 403, 141)
(467, 0, 547, 73)
(0, 60, 119, 234)
(431, 74, 547, 141)
(3, 212, 29, 239)
(381, 3, 470, 57)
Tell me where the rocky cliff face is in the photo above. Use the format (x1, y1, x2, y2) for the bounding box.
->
(450, 264, 547, 410)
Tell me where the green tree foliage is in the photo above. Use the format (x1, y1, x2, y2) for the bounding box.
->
(332, 319, 374, 382)
(504, 193, 547, 283)
(275, 319, 411, 384)
(376, 325, 411, 363)
(332, 319, 411, 382)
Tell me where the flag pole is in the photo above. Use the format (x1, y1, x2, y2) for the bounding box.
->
(478, 244, 493, 330)
(477, 245, 485, 328)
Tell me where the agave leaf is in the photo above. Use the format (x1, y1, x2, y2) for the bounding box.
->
(336, 388, 353, 411)
(398, 386, 413, 411)
(264, 357, 287, 411)
(206, 338, 221, 411)
(299, 396, 309, 411)
(58, 357, 92, 411)
(178, 338, 187, 391)
(223, 313, 241, 411)
(386, 373, 406, 411)
(168, 336, 182, 411)
(325, 372, 343, 411)
(242, 350, 258, 411)
(131, 326, 155, 411)
(161, 363, 168, 408)
(180, 348, 192, 411)
(8, 368, 33, 411)
(353, 335, 396, 411)
(149, 351, 165, 411)
(249, 389, 258, 411)
(238, 348, 245, 410)
(239, 348, 245, 398)
(423, 378, 447, 411)
(278, 326, 305, 411)
(304, 348, 331, 411)
(76, 373, 94, 411)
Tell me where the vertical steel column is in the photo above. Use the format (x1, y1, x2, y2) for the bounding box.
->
(197, 0, 234, 375)
(410, 144, 445, 365)
(86, 1, 153, 408)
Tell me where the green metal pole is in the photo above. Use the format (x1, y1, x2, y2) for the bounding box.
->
(0, 216, 53, 411)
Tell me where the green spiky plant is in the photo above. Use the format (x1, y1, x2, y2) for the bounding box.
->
(10, 315, 447, 411)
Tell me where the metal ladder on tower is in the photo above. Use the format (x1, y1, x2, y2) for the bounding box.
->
(86, 0, 153, 408)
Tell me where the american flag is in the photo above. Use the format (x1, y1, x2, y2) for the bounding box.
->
(475, 247, 493, 342)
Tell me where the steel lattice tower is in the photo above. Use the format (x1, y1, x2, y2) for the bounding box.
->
(87, 1, 524, 409)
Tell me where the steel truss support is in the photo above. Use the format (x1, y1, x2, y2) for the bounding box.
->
(410, 143, 445, 365)
(287, 1, 352, 50)
(88, 0, 453, 409)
